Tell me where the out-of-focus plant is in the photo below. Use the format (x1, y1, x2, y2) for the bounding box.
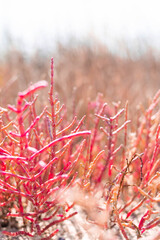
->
(73, 89, 160, 240)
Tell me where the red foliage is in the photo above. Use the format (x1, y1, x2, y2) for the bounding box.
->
(0, 58, 159, 239)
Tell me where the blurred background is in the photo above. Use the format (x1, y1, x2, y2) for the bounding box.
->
(0, 0, 160, 117)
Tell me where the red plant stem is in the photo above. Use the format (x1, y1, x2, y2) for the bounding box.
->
(39, 187, 60, 205)
(18, 193, 26, 226)
(0, 186, 32, 198)
(32, 157, 58, 180)
(55, 117, 63, 127)
(96, 108, 124, 122)
(149, 158, 160, 178)
(33, 128, 43, 147)
(40, 175, 68, 190)
(1, 121, 13, 131)
(49, 57, 56, 158)
(149, 124, 160, 168)
(86, 150, 105, 181)
(18, 81, 48, 99)
(126, 197, 146, 219)
(25, 107, 47, 136)
(41, 229, 59, 240)
(110, 108, 124, 121)
(42, 207, 60, 221)
(112, 144, 123, 156)
(16, 81, 48, 156)
(2, 230, 34, 237)
(114, 207, 129, 240)
(55, 103, 64, 116)
(90, 103, 107, 161)
(0, 155, 26, 162)
(144, 218, 160, 231)
(9, 108, 46, 139)
(73, 115, 86, 132)
(56, 116, 77, 136)
(66, 203, 75, 212)
(7, 211, 40, 218)
(30, 131, 91, 160)
(134, 121, 144, 149)
(0, 170, 30, 180)
(98, 119, 113, 182)
(7, 104, 18, 112)
(2, 129, 19, 143)
(139, 210, 150, 230)
(112, 120, 131, 135)
(124, 101, 128, 146)
(146, 92, 160, 114)
(16, 98, 27, 155)
(67, 140, 86, 177)
(145, 102, 153, 153)
(144, 124, 160, 183)
(41, 212, 77, 234)
(28, 94, 38, 125)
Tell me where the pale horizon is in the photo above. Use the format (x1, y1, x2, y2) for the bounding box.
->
(1, 0, 160, 55)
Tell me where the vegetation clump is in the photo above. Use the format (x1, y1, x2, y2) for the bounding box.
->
(0, 57, 160, 239)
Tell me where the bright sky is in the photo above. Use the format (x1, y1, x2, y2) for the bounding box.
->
(1, 0, 160, 53)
